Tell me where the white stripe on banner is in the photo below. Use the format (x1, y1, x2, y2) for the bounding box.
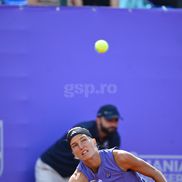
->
(140, 155, 182, 159)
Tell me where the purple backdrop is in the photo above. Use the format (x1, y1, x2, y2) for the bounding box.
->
(0, 6, 182, 182)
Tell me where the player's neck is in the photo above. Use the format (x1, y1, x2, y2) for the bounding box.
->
(83, 151, 101, 173)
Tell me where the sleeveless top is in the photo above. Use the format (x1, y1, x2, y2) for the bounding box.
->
(77, 148, 145, 182)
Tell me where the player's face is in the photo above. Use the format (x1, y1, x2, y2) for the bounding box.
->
(97, 117, 118, 135)
(70, 134, 97, 161)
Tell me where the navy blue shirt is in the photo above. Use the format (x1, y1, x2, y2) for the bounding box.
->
(41, 120, 121, 177)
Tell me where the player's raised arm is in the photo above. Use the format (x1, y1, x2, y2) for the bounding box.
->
(68, 169, 88, 182)
(113, 150, 167, 182)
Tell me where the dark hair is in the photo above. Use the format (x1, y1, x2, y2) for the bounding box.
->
(67, 127, 92, 145)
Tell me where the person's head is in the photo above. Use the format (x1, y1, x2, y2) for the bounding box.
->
(67, 127, 98, 161)
(96, 104, 122, 135)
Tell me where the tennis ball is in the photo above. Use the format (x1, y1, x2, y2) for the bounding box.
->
(95, 40, 109, 53)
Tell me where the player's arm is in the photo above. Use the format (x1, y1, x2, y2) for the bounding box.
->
(113, 150, 167, 182)
(68, 169, 88, 182)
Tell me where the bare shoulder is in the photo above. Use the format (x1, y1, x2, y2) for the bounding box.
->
(113, 149, 133, 161)
(68, 169, 88, 182)
(112, 149, 138, 171)
(113, 150, 167, 182)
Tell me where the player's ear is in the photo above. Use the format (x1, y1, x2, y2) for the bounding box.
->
(92, 138, 97, 145)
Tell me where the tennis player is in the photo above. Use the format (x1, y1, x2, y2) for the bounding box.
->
(67, 127, 167, 182)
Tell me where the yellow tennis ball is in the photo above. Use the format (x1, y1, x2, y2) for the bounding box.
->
(95, 40, 109, 53)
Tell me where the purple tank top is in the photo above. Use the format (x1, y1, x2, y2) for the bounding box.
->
(77, 148, 145, 182)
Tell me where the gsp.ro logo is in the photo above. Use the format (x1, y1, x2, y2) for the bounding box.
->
(0, 120, 3, 176)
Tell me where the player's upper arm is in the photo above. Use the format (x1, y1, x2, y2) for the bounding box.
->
(68, 169, 88, 182)
(113, 149, 156, 173)
(113, 150, 166, 181)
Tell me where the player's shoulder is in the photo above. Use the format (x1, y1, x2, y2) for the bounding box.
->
(112, 149, 133, 171)
(113, 149, 127, 155)
(99, 148, 115, 159)
(113, 149, 133, 163)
